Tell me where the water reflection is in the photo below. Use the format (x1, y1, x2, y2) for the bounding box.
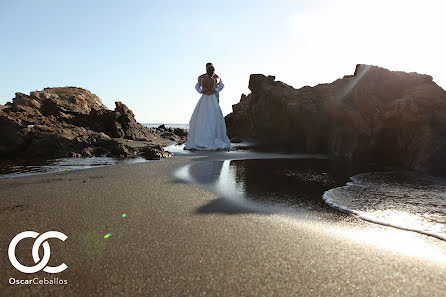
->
(178, 158, 382, 215)
(178, 158, 446, 244)
(187, 161, 224, 185)
(185, 159, 377, 210)
(227, 158, 352, 210)
(177, 156, 446, 262)
(0, 156, 148, 179)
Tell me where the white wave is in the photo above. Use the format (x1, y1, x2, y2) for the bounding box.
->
(323, 171, 446, 241)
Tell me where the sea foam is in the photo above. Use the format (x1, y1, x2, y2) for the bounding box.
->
(323, 171, 446, 241)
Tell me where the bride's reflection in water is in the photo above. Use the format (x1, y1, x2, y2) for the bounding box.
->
(187, 160, 260, 214)
(187, 161, 225, 185)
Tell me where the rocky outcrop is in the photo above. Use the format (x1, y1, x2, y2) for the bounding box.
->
(0, 87, 181, 160)
(142, 144, 174, 159)
(65, 101, 156, 141)
(151, 124, 188, 144)
(225, 65, 446, 174)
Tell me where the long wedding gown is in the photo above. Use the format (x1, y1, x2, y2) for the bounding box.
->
(184, 85, 232, 151)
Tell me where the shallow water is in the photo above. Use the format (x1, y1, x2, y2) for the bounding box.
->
(176, 158, 376, 215)
(324, 171, 446, 240)
(177, 158, 446, 241)
(0, 156, 147, 179)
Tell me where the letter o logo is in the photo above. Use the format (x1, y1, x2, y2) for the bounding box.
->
(8, 231, 67, 274)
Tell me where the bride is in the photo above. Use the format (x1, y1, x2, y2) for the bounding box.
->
(184, 64, 232, 151)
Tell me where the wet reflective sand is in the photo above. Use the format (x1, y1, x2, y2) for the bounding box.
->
(175, 157, 389, 216)
(1, 154, 445, 296)
(175, 156, 446, 244)
(0, 156, 147, 179)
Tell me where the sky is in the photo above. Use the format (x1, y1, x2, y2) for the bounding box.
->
(1, 0, 445, 124)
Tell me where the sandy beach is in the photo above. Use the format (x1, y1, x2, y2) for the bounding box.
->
(1, 152, 446, 296)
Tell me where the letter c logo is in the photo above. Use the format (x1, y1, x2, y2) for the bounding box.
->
(8, 231, 67, 274)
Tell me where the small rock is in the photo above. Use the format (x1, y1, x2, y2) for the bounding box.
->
(142, 145, 173, 160)
(173, 128, 188, 137)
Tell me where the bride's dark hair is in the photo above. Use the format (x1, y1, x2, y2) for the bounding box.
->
(206, 65, 215, 77)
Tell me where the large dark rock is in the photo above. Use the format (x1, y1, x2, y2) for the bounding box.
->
(0, 115, 27, 156)
(225, 65, 446, 174)
(66, 101, 155, 141)
(0, 87, 175, 159)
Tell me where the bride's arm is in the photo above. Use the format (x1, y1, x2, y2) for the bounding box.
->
(216, 79, 224, 92)
(195, 81, 202, 94)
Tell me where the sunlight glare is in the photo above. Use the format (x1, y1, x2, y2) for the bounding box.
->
(288, 0, 446, 89)
(335, 226, 446, 263)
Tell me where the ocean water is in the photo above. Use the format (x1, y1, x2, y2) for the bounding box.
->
(177, 158, 446, 241)
(144, 123, 189, 130)
(324, 171, 446, 241)
(0, 157, 147, 179)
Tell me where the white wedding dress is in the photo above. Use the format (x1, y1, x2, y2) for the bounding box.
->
(184, 83, 232, 151)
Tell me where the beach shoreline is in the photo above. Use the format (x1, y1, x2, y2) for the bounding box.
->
(1, 153, 445, 296)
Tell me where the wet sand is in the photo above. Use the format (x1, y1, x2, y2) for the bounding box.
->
(1, 151, 446, 296)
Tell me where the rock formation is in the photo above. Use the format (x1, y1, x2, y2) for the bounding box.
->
(152, 124, 188, 144)
(0, 87, 186, 160)
(225, 65, 446, 174)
